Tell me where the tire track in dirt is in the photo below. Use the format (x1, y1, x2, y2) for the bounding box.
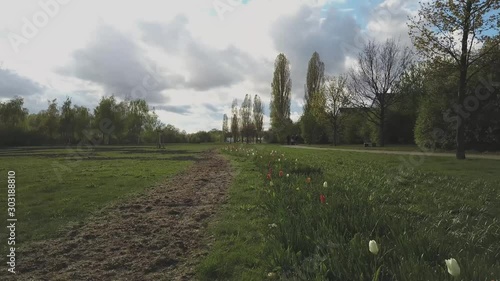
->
(13, 150, 232, 281)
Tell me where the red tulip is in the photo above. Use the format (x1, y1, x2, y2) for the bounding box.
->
(266, 173, 272, 180)
(279, 170, 284, 177)
(320, 194, 326, 204)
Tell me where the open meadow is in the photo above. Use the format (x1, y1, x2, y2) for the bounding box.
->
(1, 144, 499, 280)
(0, 145, 215, 253)
(198, 144, 500, 281)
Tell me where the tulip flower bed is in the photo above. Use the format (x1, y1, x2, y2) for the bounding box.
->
(214, 145, 500, 281)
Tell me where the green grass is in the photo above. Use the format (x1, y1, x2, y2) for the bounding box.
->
(209, 144, 500, 280)
(306, 144, 422, 152)
(196, 155, 271, 281)
(303, 143, 500, 155)
(0, 144, 217, 253)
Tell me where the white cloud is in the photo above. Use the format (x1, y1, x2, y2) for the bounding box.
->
(0, 0, 420, 133)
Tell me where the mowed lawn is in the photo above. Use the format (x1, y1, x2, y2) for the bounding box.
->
(198, 144, 500, 280)
(0, 144, 217, 253)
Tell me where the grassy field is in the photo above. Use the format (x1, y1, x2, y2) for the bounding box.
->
(0, 144, 217, 253)
(196, 157, 270, 280)
(200, 144, 500, 280)
(2, 144, 499, 280)
(303, 143, 500, 155)
(305, 144, 422, 152)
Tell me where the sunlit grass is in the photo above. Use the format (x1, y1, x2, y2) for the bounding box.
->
(214, 144, 500, 280)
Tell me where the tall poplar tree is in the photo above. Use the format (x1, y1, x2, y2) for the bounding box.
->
(270, 53, 292, 143)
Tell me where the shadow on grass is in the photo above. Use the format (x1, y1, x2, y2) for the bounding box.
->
(0, 147, 200, 158)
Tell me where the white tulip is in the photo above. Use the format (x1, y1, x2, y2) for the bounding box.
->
(369, 240, 379, 255)
(323, 181, 328, 188)
(286, 174, 290, 177)
(445, 258, 460, 277)
(270, 181, 274, 186)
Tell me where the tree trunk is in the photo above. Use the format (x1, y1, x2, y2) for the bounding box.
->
(456, 0, 472, 160)
(456, 67, 467, 159)
(332, 123, 336, 146)
(379, 106, 385, 147)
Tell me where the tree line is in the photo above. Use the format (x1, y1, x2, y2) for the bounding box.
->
(260, 0, 499, 159)
(222, 94, 264, 143)
(0, 96, 223, 147)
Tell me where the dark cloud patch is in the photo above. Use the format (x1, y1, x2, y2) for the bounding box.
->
(138, 15, 190, 53)
(139, 17, 272, 91)
(270, 6, 363, 100)
(203, 103, 219, 113)
(57, 24, 179, 103)
(0, 68, 44, 98)
(154, 104, 192, 115)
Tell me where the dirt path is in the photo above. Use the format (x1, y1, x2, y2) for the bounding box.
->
(288, 145, 500, 160)
(14, 150, 232, 281)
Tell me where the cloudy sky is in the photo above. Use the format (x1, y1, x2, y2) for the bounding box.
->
(0, 0, 419, 133)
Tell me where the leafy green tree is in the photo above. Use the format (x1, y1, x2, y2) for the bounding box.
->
(73, 105, 92, 142)
(41, 99, 60, 142)
(408, 0, 500, 159)
(230, 99, 240, 143)
(222, 114, 229, 142)
(270, 53, 292, 143)
(0, 97, 28, 128)
(253, 94, 264, 143)
(0, 97, 29, 146)
(301, 52, 327, 144)
(59, 97, 74, 143)
(240, 94, 254, 143)
(126, 99, 149, 144)
(93, 96, 127, 145)
(304, 52, 325, 109)
(385, 63, 428, 144)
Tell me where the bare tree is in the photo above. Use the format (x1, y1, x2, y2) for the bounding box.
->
(324, 75, 350, 146)
(348, 39, 413, 146)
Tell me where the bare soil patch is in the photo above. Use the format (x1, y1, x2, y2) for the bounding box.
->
(12, 150, 232, 281)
